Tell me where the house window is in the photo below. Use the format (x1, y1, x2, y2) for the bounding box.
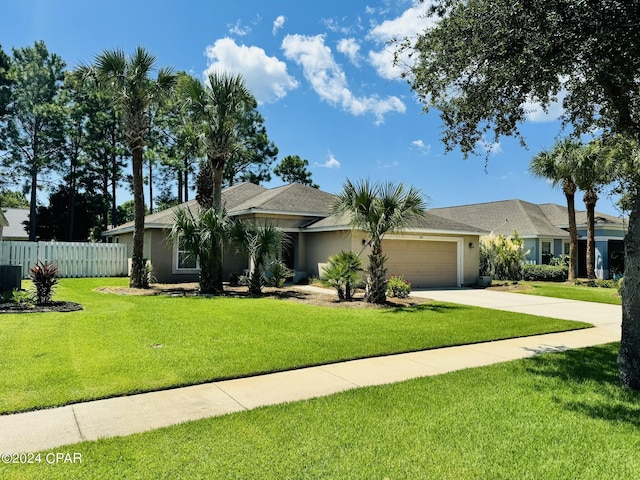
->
(541, 241, 552, 265)
(564, 242, 570, 255)
(176, 238, 199, 270)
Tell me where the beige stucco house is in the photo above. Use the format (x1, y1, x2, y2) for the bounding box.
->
(103, 182, 485, 287)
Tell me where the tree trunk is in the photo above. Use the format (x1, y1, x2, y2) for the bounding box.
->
(365, 242, 388, 304)
(177, 170, 183, 203)
(148, 159, 153, 214)
(620, 194, 640, 390)
(130, 147, 147, 288)
(584, 189, 598, 280)
(563, 179, 578, 281)
(196, 160, 214, 209)
(213, 166, 224, 210)
(29, 166, 38, 242)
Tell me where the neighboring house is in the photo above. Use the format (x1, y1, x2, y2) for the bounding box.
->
(0, 210, 8, 241)
(1, 208, 30, 241)
(430, 199, 626, 279)
(103, 182, 486, 288)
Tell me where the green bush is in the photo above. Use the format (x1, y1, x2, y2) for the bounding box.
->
(268, 259, 293, 288)
(480, 232, 528, 281)
(387, 275, 411, 298)
(522, 264, 568, 282)
(617, 277, 624, 293)
(322, 251, 362, 301)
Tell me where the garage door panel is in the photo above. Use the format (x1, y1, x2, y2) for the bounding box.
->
(382, 239, 458, 288)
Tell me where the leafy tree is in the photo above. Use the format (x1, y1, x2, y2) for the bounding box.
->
(332, 179, 426, 304)
(224, 104, 278, 186)
(397, 0, 640, 389)
(3, 41, 66, 240)
(229, 221, 288, 294)
(0, 190, 29, 208)
(90, 47, 175, 288)
(0, 44, 11, 121)
(273, 155, 318, 188)
(575, 140, 614, 280)
(529, 139, 582, 281)
(28, 185, 103, 241)
(170, 206, 230, 294)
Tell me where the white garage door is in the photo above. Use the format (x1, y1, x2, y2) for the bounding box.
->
(382, 239, 458, 288)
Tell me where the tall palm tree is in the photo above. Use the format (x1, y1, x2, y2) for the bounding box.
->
(332, 179, 427, 304)
(574, 140, 613, 279)
(91, 47, 175, 288)
(530, 139, 582, 281)
(182, 72, 253, 210)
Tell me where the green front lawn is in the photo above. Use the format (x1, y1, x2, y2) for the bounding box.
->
(0, 278, 589, 414)
(3, 343, 637, 479)
(514, 281, 622, 305)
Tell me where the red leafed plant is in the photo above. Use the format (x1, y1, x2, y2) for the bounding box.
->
(29, 261, 59, 305)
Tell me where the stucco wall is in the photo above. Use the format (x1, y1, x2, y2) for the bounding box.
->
(303, 230, 353, 277)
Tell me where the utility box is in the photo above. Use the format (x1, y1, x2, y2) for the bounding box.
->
(0, 265, 22, 292)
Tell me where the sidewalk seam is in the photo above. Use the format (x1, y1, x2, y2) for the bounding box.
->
(71, 406, 86, 442)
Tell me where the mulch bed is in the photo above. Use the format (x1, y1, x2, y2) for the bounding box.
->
(95, 283, 429, 309)
(0, 301, 83, 314)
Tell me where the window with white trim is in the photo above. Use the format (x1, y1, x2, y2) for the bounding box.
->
(176, 237, 199, 270)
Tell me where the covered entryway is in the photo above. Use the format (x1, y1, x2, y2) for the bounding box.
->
(382, 238, 459, 288)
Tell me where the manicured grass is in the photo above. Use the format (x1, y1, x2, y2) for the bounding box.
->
(0, 278, 589, 414)
(3, 343, 638, 479)
(516, 281, 622, 305)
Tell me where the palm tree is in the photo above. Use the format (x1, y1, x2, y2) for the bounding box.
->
(169, 206, 230, 294)
(229, 221, 288, 294)
(574, 140, 613, 279)
(530, 139, 582, 281)
(91, 47, 175, 288)
(332, 179, 427, 304)
(182, 72, 253, 210)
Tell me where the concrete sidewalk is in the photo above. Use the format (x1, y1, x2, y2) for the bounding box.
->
(0, 289, 621, 454)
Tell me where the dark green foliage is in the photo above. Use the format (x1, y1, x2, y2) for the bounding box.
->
(322, 250, 362, 300)
(522, 264, 568, 282)
(273, 155, 318, 188)
(29, 261, 58, 304)
(268, 259, 293, 288)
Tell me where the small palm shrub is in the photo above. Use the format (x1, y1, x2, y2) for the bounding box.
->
(387, 274, 411, 298)
(268, 259, 293, 288)
(322, 250, 362, 300)
(29, 261, 58, 304)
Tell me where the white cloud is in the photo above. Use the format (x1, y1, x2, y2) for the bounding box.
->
(316, 153, 341, 169)
(480, 137, 502, 155)
(228, 20, 251, 36)
(204, 38, 298, 105)
(272, 15, 286, 36)
(523, 94, 566, 123)
(337, 38, 361, 65)
(281, 34, 405, 124)
(367, 2, 438, 80)
(411, 139, 431, 155)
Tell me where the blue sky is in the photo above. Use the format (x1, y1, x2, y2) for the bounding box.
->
(3, 0, 622, 216)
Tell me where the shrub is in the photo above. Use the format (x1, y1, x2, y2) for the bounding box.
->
(522, 264, 568, 282)
(322, 251, 362, 300)
(228, 272, 240, 287)
(268, 259, 293, 288)
(29, 261, 58, 304)
(617, 277, 624, 294)
(480, 232, 529, 281)
(387, 275, 411, 298)
(595, 279, 615, 288)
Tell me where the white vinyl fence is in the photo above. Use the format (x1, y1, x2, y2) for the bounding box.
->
(0, 241, 128, 278)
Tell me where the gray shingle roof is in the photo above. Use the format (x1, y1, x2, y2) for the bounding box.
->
(430, 199, 625, 238)
(307, 211, 487, 234)
(229, 183, 335, 216)
(105, 182, 268, 235)
(0, 210, 7, 227)
(430, 200, 571, 237)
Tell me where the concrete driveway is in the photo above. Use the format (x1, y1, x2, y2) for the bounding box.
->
(412, 287, 622, 334)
